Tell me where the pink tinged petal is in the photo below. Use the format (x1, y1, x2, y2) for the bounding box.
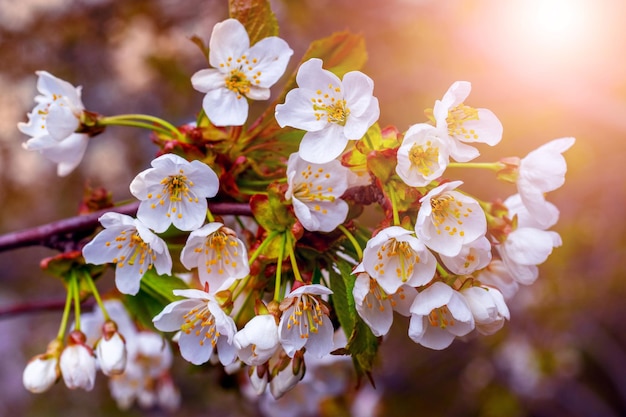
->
(208, 18, 250, 68)
(298, 124, 349, 164)
(275, 88, 328, 131)
(47, 104, 79, 140)
(203, 87, 249, 126)
(190, 68, 226, 92)
(245, 37, 293, 87)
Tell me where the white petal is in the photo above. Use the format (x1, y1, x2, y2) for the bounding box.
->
(208, 19, 250, 68)
(203, 88, 249, 126)
(298, 125, 349, 164)
(191, 68, 226, 93)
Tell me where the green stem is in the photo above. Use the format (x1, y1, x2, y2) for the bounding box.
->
(84, 272, 109, 321)
(206, 208, 215, 223)
(72, 273, 82, 331)
(448, 162, 505, 171)
(285, 235, 303, 283)
(387, 186, 401, 226)
(248, 231, 279, 265)
(273, 233, 287, 302)
(337, 224, 363, 261)
(97, 120, 173, 137)
(233, 288, 256, 325)
(56, 278, 75, 340)
(436, 262, 449, 279)
(99, 114, 185, 142)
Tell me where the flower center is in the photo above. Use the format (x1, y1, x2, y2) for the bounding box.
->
(428, 306, 455, 329)
(408, 141, 439, 177)
(181, 305, 220, 347)
(286, 295, 325, 339)
(311, 85, 350, 125)
(225, 68, 251, 99)
(447, 104, 479, 141)
(374, 239, 421, 283)
(148, 169, 199, 219)
(293, 165, 336, 213)
(106, 230, 156, 275)
(194, 228, 241, 275)
(430, 193, 473, 237)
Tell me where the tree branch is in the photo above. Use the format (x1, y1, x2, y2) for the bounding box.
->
(0, 201, 252, 252)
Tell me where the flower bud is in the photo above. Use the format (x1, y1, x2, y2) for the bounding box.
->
(59, 330, 97, 391)
(22, 339, 63, 393)
(269, 351, 306, 399)
(97, 320, 127, 376)
(248, 364, 268, 395)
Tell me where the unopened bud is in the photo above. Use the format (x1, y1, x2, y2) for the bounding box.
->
(60, 330, 97, 391)
(97, 321, 127, 376)
(22, 339, 63, 393)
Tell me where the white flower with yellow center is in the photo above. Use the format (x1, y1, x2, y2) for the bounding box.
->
(439, 235, 492, 275)
(352, 267, 417, 337)
(18, 71, 89, 176)
(461, 285, 510, 336)
(278, 284, 334, 359)
(153, 289, 237, 366)
(432, 81, 503, 162)
(415, 180, 486, 257)
(408, 282, 475, 350)
(82, 212, 173, 295)
(191, 18, 293, 126)
(275, 58, 380, 164)
(362, 226, 437, 295)
(285, 152, 350, 232)
(396, 123, 450, 187)
(180, 222, 250, 292)
(130, 153, 219, 233)
(234, 314, 280, 366)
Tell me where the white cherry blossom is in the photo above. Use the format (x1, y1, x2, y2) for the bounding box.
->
(352, 269, 417, 337)
(415, 180, 486, 257)
(461, 285, 510, 335)
(130, 153, 220, 233)
(285, 152, 350, 232)
(275, 58, 380, 164)
(96, 321, 127, 376)
(59, 330, 97, 391)
(22, 339, 62, 394)
(180, 222, 250, 292)
(278, 284, 334, 358)
(516, 137, 575, 229)
(18, 71, 89, 176)
(82, 212, 173, 295)
(396, 123, 450, 187)
(153, 289, 237, 366)
(361, 226, 436, 295)
(432, 81, 503, 162)
(439, 235, 492, 275)
(475, 260, 519, 300)
(504, 193, 559, 230)
(408, 282, 474, 350)
(234, 314, 280, 366)
(191, 18, 293, 126)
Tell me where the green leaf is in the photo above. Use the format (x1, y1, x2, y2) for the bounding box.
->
(303, 31, 368, 78)
(123, 270, 188, 331)
(229, 0, 279, 45)
(249, 186, 294, 233)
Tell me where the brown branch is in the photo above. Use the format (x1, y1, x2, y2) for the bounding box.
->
(0, 201, 252, 253)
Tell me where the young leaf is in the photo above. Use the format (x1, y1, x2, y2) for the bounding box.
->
(229, 0, 279, 45)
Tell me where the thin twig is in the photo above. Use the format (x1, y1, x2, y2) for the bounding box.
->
(0, 298, 95, 320)
(0, 201, 252, 252)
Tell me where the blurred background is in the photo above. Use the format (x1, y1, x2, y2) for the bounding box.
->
(1, 0, 625, 415)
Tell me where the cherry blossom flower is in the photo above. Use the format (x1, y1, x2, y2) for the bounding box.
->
(59, 330, 97, 391)
(82, 212, 173, 295)
(352, 269, 417, 337)
(415, 180, 486, 257)
(269, 351, 306, 399)
(476, 260, 519, 300)
(504, 193, 559, 231)
(180, 222, 250, 292)
(361, 226, 437, 295)
(461, 285, 510, 335)
(234, 314, 280, 366)
(191, 18, 293, 126)
(275, 58, 380, 164)
(153, 289, 237, 366)
(439, 236, 492, 275)
(409, 282, 474, 350)
(130, 153, 220, 233)
(96, 320, 127, 376)
(395, 123, 450, 187)
(22, 339, 62, 393)
(18, 71, 89, 176)
(278, 284, 334, 358)
(432, 81, 503, 162)
(516, 137, 575, 229)
(285, 152, 350, 232)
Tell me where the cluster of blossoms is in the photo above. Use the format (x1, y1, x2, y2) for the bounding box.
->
(17, 7, 573, 415)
